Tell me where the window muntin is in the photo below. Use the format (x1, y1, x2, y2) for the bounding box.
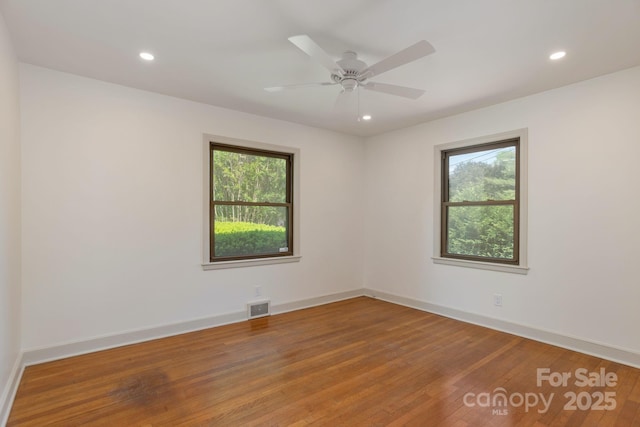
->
(210, 143, 293, 262)
(442, 139, 519, 264)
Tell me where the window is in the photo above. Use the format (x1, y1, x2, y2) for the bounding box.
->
(434, 130, 528, 274)
(208, 141, 295, 263)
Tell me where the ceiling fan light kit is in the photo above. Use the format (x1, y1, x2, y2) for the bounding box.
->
(265, 35, 436, 117)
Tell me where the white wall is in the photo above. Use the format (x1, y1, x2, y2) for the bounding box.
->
(0, 8, 21, 408)
(16, 58, 640, 359)
(364, 66, 640, 354)
(19, 64, 365, 350)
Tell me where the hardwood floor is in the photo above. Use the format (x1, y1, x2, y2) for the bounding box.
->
(8, 297, 640, 426)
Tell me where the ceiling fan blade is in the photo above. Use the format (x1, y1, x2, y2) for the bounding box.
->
(288, 35, 345, 74)
(362, 82, 425, 99)
(265, 82, 337, 92)
(362, 40, 435, 78)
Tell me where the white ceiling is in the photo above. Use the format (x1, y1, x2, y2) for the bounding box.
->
(2, 0, 639, 137)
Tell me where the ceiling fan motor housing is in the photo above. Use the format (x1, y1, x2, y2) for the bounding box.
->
(333, 51, 368, 91)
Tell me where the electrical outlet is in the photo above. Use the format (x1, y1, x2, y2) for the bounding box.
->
(254, 285, 262, 297)
(494, 294, 503, 307)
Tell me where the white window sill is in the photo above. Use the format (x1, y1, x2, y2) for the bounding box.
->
(432, 257, 529, 275)
(202, 255, 302, 270)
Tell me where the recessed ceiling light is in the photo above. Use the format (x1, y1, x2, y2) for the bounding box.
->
(549, 51, 566, 60)
(139, 52, 155, 61)
(361, 115, 372, 121)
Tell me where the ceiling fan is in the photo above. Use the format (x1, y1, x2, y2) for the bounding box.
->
(265, 35, 435, 103)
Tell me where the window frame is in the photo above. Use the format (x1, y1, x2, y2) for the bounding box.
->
(202, 135, 301, 270)
(210, 143, 293, 262)
(442, 138, 520, 264)
(433, 129, 529, 274)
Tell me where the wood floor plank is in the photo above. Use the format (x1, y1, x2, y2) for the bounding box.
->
(7, 297, 640, 426)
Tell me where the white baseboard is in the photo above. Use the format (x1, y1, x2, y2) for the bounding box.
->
(21, 288, 365, 367)
(272, 288, 364, 315)
(22, 311, 247, 367)
(364, 288, 640, 369)
(19, 288, 640, 369)
(0, 352, 24, 427)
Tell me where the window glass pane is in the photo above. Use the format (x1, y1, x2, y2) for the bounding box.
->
(448, 146, 516, 202)
(214, 206, 289, 257)
(213, 150, 287, 203)
(446, 205, 514, 259)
